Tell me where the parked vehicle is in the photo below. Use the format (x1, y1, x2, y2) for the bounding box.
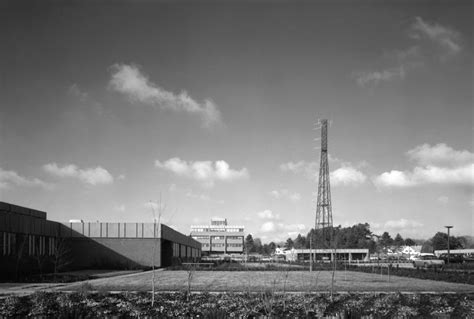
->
(438, 253, 464, 264)
(463, 254, 474, 263)
(412, 254, 445, 268)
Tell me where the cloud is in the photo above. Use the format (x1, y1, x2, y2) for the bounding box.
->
(384, 218, 423, 229)
(269, 189, 302, 202)
(374, 143, 474, 189)
(0, 167, 49, 189)
(355, 17, 462, 88)
(355, 67, 406, 88)
(280, 159, 367, 187)
(109, 63, 222, 128)
(68, 84, 89, 102)
(410, 16, 462, 58)
(407, 143, 474, 167)
(254, 209, 306, 241)
(155, 157, 248, 187)
(330, 166, 367, 186)
(279, 160, 318, 180)
(257, 209, 280, 220)
(43, 163, 114, 185)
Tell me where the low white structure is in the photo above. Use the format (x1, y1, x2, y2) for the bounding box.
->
(434, 249, 474, 256)
(284, 248, 369, 262)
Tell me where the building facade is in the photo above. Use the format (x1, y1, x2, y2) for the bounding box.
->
(0, 201, 201, 280)
(190, 218, 244, 255)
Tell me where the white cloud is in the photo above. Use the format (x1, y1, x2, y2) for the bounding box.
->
(0, 167, 49, 189)
(43, 163, 114, 185)
(384, 218, 423, 229)
(410, 16, 462, 58)
(355, 67, 406, 88)
(257, 209, 280, 220)
(254, 209, 305, 242)
(279, 160, 318, 180)
(330, 166, 367, 186)
(280, 160, 367, 187)
(355, 17, 462, 88)
(68, 84, 89, 102)
(407, 143, 474, 167)
(374, 143, 474, 189)
(155, 157, 248, 187)
(373, 170, 416, 188)
(259, 221, 306, 242)
(269, 189, 302, 202)
(109, 63, 222, 128)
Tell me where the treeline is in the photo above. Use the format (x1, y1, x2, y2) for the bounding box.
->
(245, 223, 472, 255)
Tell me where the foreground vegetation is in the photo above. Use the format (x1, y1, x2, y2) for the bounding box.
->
(1, 291, 473, 318)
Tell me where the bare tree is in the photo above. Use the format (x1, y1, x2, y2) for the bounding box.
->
(53, 237, 71, 280)
(149, 194, 165, 307)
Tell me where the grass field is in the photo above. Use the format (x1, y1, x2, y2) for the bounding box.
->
(61, 270, 474, 293)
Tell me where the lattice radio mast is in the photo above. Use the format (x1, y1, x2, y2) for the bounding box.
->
(315, 119, 333, 248)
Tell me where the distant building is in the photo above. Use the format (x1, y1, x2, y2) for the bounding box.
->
(0, 201, 201, 280)
(190, 218, 245, 255)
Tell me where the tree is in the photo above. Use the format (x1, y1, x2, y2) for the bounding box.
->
(431, 232, 464, 251)
(268, 242, 276, 254)
(393, 233, 404, 247)
(284, 238, 294, 250)
(245, 234, 255, 253)
(253, 238, 262, 254)
(294, 234, 306, 249)
(379, 232, 393, 248)
(404, 238, 416, 246)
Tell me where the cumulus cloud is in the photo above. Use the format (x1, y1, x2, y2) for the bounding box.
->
(43, 163, 114, 185)
(279, 160, 318, 180)
(407, 143, 474, 167)
(280, 159, 367, 187)
(269, 189, 302, 202)
(0, 167, 49, 189)
(330, 166, 367, 186)
(355, 17, 462, 88)
(109, 63, 222, 128)
(257, 209, 280, 220)
(255, 209, 305, 242)
(374, 143, 474, 189)
(155, 157, 248, 187)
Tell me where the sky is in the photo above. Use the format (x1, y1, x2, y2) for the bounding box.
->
(0, 0, 472, 242)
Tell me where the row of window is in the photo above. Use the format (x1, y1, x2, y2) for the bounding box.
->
(191, 228, 244, 233)
(172, 242, 200, 258)
(192, 236, 244, 241)
(1, 232, 57, 257)
(200, 243, 243, 248)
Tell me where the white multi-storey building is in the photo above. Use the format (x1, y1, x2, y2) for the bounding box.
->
(190, 218, 245, 255)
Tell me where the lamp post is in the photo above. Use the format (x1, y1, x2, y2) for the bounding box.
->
(444, 226, 453, 264)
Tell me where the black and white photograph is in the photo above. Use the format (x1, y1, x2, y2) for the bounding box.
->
(0, 0, 473, 317)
